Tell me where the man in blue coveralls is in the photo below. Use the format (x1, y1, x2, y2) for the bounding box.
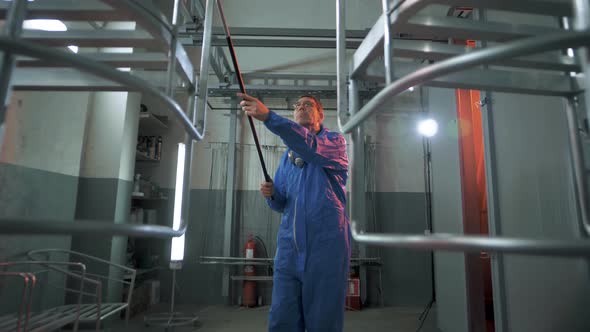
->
(238, 92, 351, 332)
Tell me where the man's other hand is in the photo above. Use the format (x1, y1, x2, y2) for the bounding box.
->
(260, 181, 274, 198)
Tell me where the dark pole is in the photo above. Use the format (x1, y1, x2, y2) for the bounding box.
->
(216, 0, 272, 183)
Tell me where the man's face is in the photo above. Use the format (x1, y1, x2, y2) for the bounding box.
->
(293, 97, 323, 128)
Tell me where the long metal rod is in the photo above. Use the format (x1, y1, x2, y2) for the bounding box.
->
(217, 0, 271, 182)
(382, 0, 394, 84)
(102, 0, 194, 86)
(0, 219, 184, 238)
(475, 7, 507, 330)
(351, 222, 590, 257)
(339, 30, 590, 133)
(193, 0, 215, 141)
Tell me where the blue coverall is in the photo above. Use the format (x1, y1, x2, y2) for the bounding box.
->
(263, 111, 351, 332)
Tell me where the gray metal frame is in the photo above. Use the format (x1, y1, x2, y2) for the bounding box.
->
(0, 261, 87, 332)
(337, 0, 590, 256)
(0, 0, 209, 239)
(27, 249, 137, 329)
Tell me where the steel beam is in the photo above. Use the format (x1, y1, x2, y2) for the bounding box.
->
(352, 1, 569, 77)
(392, 39, 579, 72)
(190, 0, 231, 82)
(17, 52, 169, 70)
(207, 27, 369, 38)
(21, 29, 155, 48)
(0, 0, 126, 21)
(185, 35, 364, 49)
(400, 15, 561, 42)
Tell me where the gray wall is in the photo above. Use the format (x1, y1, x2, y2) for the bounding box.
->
(0, 163, 78, 313)
(373, 192, 432, 306)
(146, 89, 433, 307)
(489, 93, 590, 332)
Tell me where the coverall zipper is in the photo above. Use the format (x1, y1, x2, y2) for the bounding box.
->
(293, 197, 299, 252)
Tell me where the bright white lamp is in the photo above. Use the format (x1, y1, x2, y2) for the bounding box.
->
(22, 19, 78, 53)
(417, 118, 438, 138)
(170, 143, 186, 266)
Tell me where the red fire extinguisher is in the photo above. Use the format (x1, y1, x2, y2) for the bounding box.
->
(243, 234, 257, 307)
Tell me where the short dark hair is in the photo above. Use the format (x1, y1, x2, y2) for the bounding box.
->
(299, 95, 323, 114)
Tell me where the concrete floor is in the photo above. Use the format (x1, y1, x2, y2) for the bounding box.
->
(101, 304, 440, 332)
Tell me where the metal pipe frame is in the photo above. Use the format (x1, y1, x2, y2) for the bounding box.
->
(336, 0, 590, 264)
(338, 30, 590, 133)
(365, 62, 578, 96)
(0, 0, 202, 244)
(0, 36, 202, 238)
(351, 222, 590, 257)
(193, 0, 216, 141)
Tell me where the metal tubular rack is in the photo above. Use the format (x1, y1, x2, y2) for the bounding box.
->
(0, 0, 211, 239)
(337, 0, 590, 256)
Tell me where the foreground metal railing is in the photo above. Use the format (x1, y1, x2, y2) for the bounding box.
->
(0, 0, 219, 238)
(337, 0, 590, 252)
(351, 222, 590, 257)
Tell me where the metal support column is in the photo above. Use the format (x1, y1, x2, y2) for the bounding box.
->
(382, 0, 394, 84)
(349, 78, 368, 304)
(336, 0, 348, 132)
(573, 0, 590, 125)
(476, 8, 508, 332)
(481, 95, 508, 332)
(0, 0, 27, 149)
(222, 103, 238, 299)
(195, 0, 215, 135)
(572, 0, 590, 236)
(145, 0, 199, 327)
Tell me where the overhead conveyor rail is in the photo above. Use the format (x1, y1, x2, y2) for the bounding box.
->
(0, 0, 216, 239)
(337, 0, 590, 256)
